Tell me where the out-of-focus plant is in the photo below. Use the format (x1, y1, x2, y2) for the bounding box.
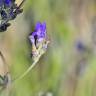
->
(0, 51, 11, 95)
(0, 0, 25, 32)
(0, 0, 26, 91)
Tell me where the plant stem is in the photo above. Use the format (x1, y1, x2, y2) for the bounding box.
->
(13, 55, 41, 83)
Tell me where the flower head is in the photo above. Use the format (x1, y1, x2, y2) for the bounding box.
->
(29, 22, 46, 44)
(29, 22, 49, 61)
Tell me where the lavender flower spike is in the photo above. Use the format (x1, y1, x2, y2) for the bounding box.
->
(13, 22, 49, 81)
(29, 22, 49, 61)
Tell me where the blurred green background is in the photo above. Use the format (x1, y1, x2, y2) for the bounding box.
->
(0, 0, 96, 96)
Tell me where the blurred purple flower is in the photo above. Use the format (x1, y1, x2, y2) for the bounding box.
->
(0, 0, 24, 32)
(29, 22, 47, 45)
(76, 41, 86, 52)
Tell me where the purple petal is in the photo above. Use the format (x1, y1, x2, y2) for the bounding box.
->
(32, 31, 37, 37)
(4, 0, 12, 6)
(29, 22, 47, 44)
(39, 22, 46, 38)
(29, 35, 35, 44)
(42, 22, 46, 33)
(35, 22, 41, 31)
(38, 37, 44, 42)
(0, 0, 3, 6)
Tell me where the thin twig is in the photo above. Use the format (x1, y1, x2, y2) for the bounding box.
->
(0, 51, 6, 65)
(14, 0, 26, 13)
(18, 0, 26, 9)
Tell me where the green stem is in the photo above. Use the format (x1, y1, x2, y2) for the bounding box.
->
(13, 57, 39, 83)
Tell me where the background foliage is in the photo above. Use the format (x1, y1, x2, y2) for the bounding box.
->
(0, 0, 96, 96)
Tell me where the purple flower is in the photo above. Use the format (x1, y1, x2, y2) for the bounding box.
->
(29, 22, 49, 60)
(76, 41, 85, 52)
(29, 22, 47, 45)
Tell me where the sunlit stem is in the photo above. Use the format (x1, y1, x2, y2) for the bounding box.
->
(13, 51, 44, 83)
(13, 59, 38, 82)
(17, 0, 26, 8)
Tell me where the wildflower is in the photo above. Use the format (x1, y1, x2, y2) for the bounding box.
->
(76, 41, 86, 52)
(29, 22, 49, 61)
(0, 0, 25, 32)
